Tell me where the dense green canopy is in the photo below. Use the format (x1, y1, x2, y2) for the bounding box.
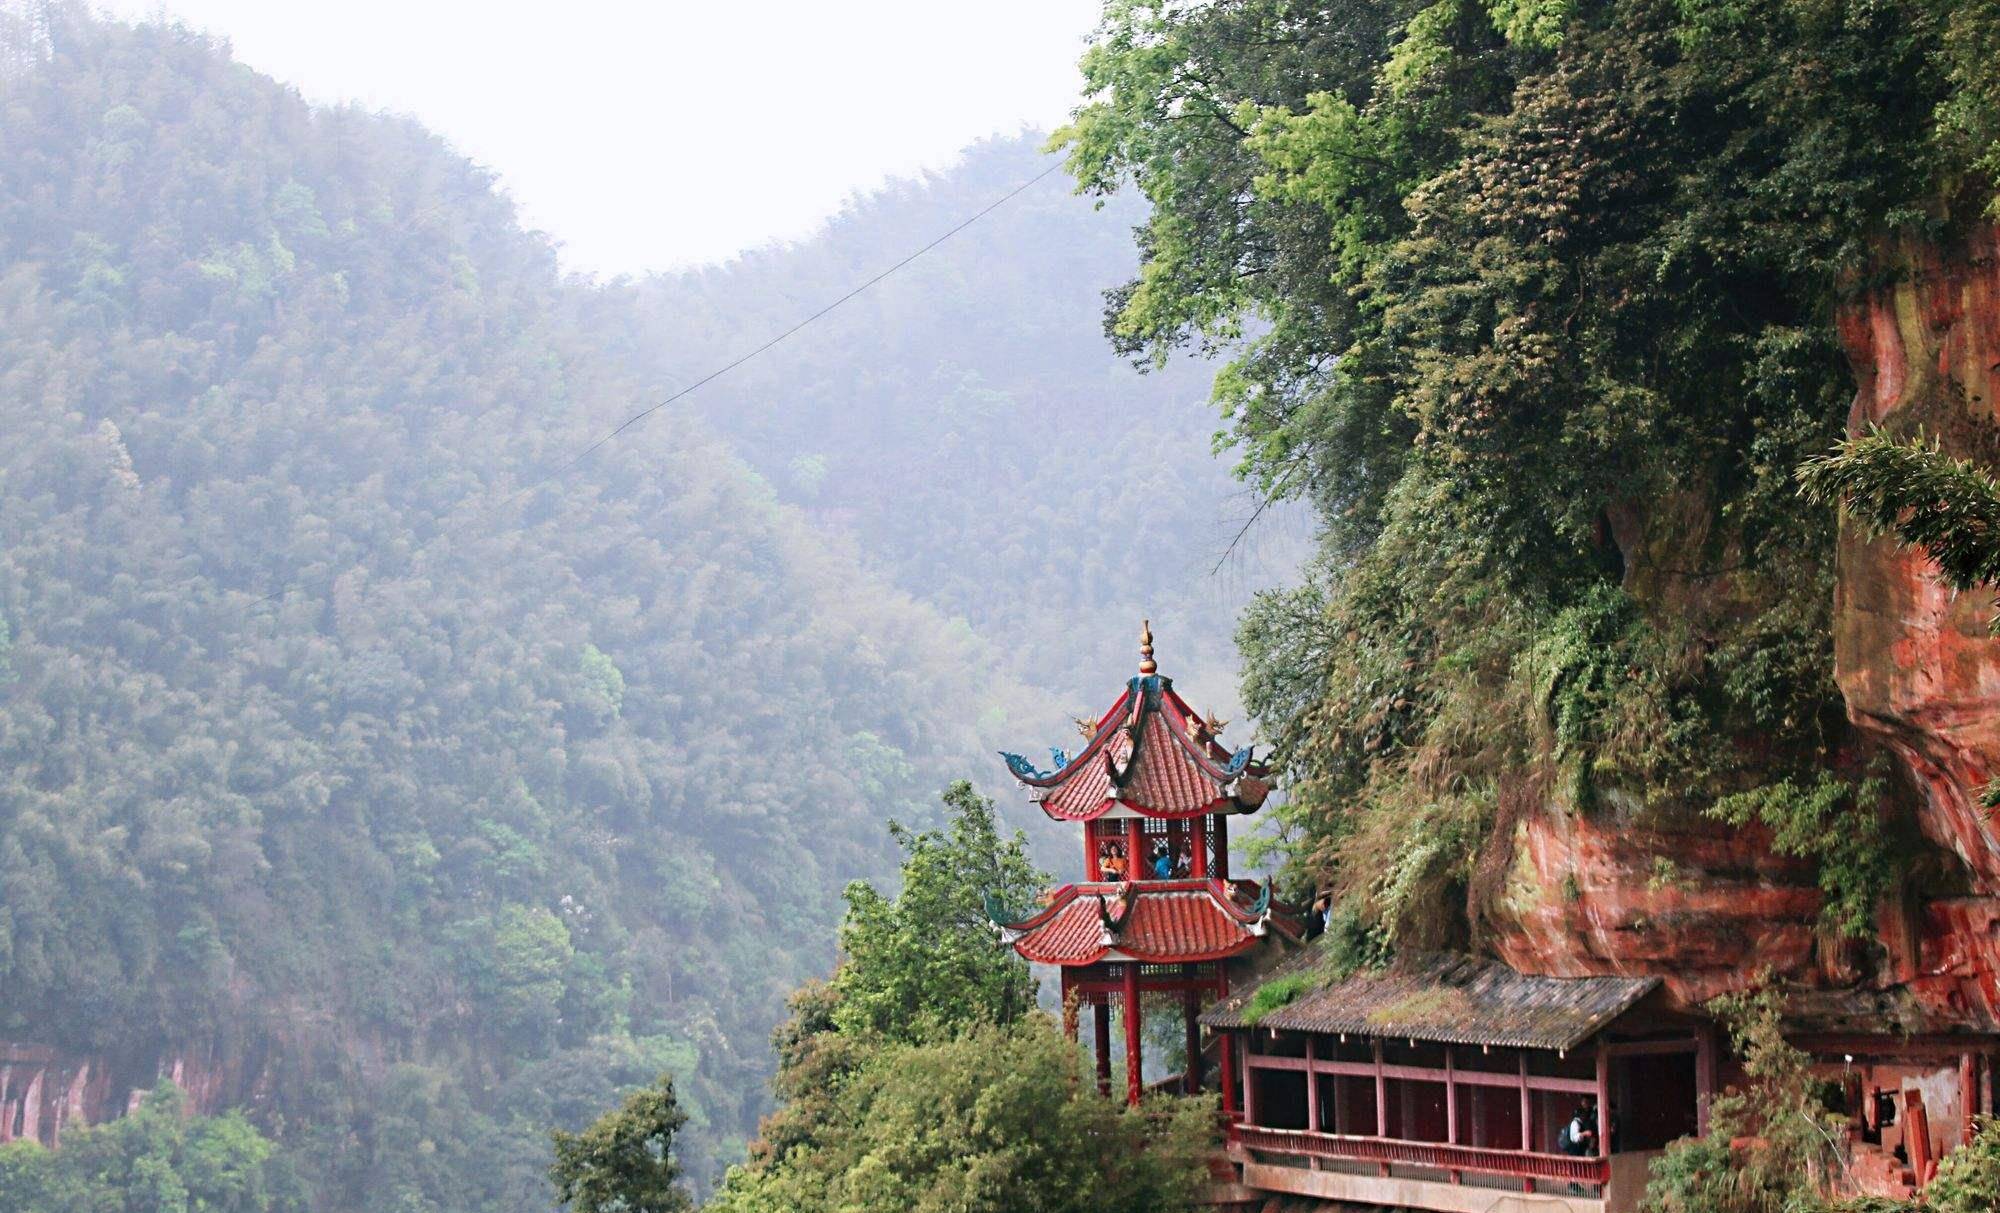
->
(1062, 0, 2000, 943)
(0, 5, 1285, 1208)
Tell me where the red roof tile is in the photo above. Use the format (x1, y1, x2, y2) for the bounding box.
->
(998, 879, 1295, 966)
(1005, 675, 1271, 821)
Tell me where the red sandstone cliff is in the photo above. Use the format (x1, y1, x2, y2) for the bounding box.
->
(0, 1039, 252, 1146)
(1836, 224, 2000, 1026)
(1481, 225, 2000, 1024)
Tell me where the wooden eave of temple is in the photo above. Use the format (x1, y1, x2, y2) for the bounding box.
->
(987, 877, 1299, 967)
(1000, 664, 1271, 822)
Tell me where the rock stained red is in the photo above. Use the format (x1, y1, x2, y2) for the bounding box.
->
(1481, 224, 2000, 1026)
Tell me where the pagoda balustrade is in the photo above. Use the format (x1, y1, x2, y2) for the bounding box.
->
(1232, 1125, 1611, 1186)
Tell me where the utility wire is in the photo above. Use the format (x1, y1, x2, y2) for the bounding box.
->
(248, 157, 1067, 611)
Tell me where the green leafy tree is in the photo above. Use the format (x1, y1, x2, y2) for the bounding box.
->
(548, 1076, 694, 1213)
(830, 781, 1044, 1040)
(0, 1085, 285, 1213)
(1799, 431, 2000, 594)
(1927, 1118, 2000, 1212)
(1641, 987, 1842, 1213)
(707, 1018, 1213, 1213)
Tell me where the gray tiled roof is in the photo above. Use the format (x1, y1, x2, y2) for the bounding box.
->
(1203, 951, 1659, 1051)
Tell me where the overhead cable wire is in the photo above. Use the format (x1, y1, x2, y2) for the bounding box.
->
(246, 157, 1067, 611)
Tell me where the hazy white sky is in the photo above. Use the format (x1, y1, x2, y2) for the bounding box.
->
(100, 0, 1102, 276)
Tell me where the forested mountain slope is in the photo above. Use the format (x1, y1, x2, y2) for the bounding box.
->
(0, 6, 1288, 1209)
(615, 139, 1307, 714)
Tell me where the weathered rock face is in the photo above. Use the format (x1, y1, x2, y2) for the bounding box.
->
(1835, 226, 2000, 887)
(0, 1039, 257, 1146)
(1485, 801, 1827, 1006)
(1835, 224, 2000, 1024)
(1478, 225, 2000, 1021)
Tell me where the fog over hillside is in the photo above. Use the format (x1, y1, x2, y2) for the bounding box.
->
(0, 7, 1296, 1207)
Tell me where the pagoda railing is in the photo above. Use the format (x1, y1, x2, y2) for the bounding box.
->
(1231, 1124, 1610, 1186)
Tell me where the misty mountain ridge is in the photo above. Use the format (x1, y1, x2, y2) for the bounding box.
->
(0, 6, 1293, 1208)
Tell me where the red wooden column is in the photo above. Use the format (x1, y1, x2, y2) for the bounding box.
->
(1374, 1039, 1388, 1136)
(1518, 1052, 1532, 1150)
(1126, 818, 1146, 882)
(1085, 821, 1102, 881)
(1305, 1036, 1321, 1132)
(1093, 1001, 1113, 1096)
(1183, 987, 1202, 1094)
(1240, 1035, 1257, 1123)
(1218, 974, 1238, 1121)
(1191, 815, 1208, 878)
(1595, 1039, 1611, 1159)
(1214, 815, 1229, 880)
(1445, 1046, 1462, 1184)
(1963, 1053, 1979, 1144)
(1123, 961, 1144, 1105)
(1519, 1051, 1535, 1194)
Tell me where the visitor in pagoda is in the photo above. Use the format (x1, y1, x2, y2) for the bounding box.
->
(1101, 841, 1126, 881)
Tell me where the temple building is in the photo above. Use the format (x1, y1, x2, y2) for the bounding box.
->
(1201, 953, 1709, 1212)
(989, 622, 1301, 1105)
(987, 622, 2000, 1213)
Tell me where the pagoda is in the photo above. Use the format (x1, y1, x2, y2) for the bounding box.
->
(989, 621, 1300, 1106)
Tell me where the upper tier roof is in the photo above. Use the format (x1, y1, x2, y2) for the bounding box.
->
(987, 878, 1297, 967)
(999, 671, 1271, 821)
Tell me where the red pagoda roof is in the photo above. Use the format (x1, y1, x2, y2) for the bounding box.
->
(1000, 673, 1271, 821)
(989, 878, 1298, 967)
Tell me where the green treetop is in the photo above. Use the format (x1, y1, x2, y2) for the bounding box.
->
(829, 780, 1044, 1040)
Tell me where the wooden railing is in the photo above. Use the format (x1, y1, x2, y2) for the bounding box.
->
(1231, 1124, 1611, 1186)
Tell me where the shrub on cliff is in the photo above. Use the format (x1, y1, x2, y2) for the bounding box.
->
(1640, 988, 1844, 1213)
(1924, 1118, 2000, 1213)
(0, 1084, 297, 1213)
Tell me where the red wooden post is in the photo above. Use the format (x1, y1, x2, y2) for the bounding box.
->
(1519, 1051, 1532, 1152)
(1123, 962, 1144, 1105)
(1086, 821, 1102, 881)
(1446, 1046, 1459, 1145)
(1374, 1038, 1388, 1137)
(1126, 818, 1146, 882)
(1220, 1034, 1239, 1119)
(1306, 1036, 1321, 1133)
(1963, 1052, 1979, 1144)
(1595, 1038, 1611, 1159)
(1191, 815, 1208, 878)
(1094, 1000, 1113, 1097)
(1240, 1036, 1257, 1124)
(1214, 815, 1229, 880)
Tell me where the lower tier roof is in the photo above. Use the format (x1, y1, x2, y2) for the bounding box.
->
(992, 878, 1297, 966)
(1202, 951, 1660, 1052)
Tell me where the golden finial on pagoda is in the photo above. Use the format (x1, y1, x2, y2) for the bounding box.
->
(1138, 619, 1157, 675)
